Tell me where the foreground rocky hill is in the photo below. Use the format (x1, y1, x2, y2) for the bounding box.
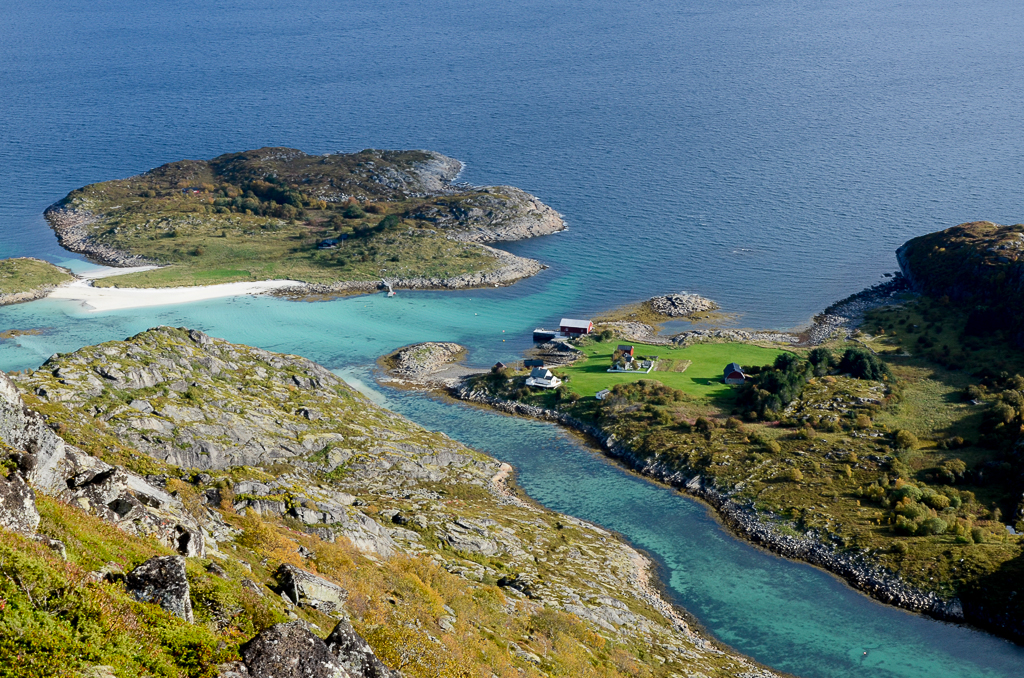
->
(1, 327, 775, 678)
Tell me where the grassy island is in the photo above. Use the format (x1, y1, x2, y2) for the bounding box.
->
(46, 147, 562, 289)
(0, 257, 73, 302)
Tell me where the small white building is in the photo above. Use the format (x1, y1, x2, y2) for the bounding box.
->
(525, 367, 562, 389)
(595, 389, 611, 400)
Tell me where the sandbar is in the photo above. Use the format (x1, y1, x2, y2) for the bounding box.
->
(47, 278, 301, 312)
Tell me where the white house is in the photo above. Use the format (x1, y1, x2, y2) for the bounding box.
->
(525, 367, 562, 389)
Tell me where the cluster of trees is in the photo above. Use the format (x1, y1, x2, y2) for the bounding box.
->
(597, 380, 687, 427)
(857, 475, 988, 541)
(738, 347, 892, 419)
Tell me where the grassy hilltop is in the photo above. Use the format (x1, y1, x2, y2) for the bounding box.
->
(46, 147, 561, 289)
(0, 258, 73, 304)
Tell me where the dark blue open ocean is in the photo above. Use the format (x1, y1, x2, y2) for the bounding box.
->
(3, 1, 1024, 676)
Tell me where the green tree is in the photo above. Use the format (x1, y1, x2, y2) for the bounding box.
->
(894, 429, 919, 450)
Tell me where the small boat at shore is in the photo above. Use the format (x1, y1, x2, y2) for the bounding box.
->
(533, 328, 561, 342)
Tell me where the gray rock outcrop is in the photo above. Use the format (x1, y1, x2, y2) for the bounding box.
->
(427, 186, 565, 243)
(325, 617, 395, 678)
(241, 622, 350, 678)
(0, 371, 205, 555)
(648, 292, 719, 318)
(44, 206, 158, 267)
(0, 469, 39, 536)
(127, 556, 194, 622)
(383, 342, 465, 380)
(276, 564, 347, 615)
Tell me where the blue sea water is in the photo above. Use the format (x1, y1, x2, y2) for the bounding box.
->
(3, 0, 1024, 676)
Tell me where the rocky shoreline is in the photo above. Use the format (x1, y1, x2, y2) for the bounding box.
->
(803, 274, 913, 345)
(44, 205, 159, 267)
(448, 384, 972, 627)
(0, 284, 62, 307)
(376, 340, 977, 637)
(43, 204, 551, 300)
(3, 327, 780, 678)
(0, 257, 75, 307)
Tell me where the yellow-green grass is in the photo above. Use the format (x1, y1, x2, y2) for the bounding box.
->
(554, 341, 790, 402)
(0, 258, 72, 295)
(90, 217, 499, 288)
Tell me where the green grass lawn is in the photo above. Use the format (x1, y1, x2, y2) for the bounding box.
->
(555, 341, 790, 402)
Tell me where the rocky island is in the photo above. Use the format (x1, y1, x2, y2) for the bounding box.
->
(0, 327, 776, 678)
(44, 147, 564, 295)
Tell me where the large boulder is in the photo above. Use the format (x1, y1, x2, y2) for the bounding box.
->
(127, 556, 193, 622)
(0, 470, 39, 536)
(325, 618, 396, 678)
(241, 621, 350, 678)
(276, 564, 347, 615)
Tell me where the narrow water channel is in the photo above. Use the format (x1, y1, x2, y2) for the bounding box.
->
(376, 383, 1024, 678)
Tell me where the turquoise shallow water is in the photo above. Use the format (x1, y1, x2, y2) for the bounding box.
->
(4, 0, 1024, 675)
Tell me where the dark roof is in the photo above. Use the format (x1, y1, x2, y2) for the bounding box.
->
(524, 359, 544, 367)
(617, 345, 634, 353)
(317, 238, 339, 248)
(530, 367, 553, 379)
(724, 362, 744, 375)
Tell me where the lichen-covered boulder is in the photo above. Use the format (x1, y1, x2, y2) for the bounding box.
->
(0, 470, 39, 536)
(127, 555, 193, 622)
(276, 564, 347, 615)
(241, 622, 350, 678)
(325, 617, 395, 678)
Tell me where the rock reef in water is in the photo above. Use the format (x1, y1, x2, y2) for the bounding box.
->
(647, 292, 720, 318)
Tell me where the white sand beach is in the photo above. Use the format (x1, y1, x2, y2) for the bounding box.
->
(48, 277, 303, 312)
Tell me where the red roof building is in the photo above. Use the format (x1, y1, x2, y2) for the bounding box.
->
(559, 318, 593, 336)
